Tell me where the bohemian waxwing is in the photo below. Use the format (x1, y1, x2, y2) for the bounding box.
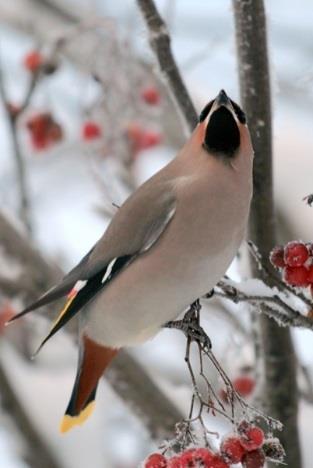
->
(9, 90, 253, 432)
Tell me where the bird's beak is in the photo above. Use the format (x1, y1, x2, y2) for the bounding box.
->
(214, 89, 233, 112)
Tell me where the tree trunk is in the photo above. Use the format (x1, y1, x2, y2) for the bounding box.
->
(233, 1, 302, 466)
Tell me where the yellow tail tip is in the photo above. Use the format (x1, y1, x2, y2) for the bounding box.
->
(59, 401, 96, 434)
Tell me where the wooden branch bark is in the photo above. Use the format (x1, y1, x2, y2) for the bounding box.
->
(136, 0, 198, 135)
(0, 211, 183, 443)
(232, 1, 302, 466)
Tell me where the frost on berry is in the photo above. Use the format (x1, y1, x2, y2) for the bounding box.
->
(144, 453, 167, 468)
(269, 246, 285, 268)
(242, 449, 265, 468)
(239, 425, 264, 452)
(262, 437, 285, 462)
(233, 376, 256, 397)
(167, 456, 181, 468)
(284, 241, 309, 267)
(179, 448, 214, 466)
(283, 266, 309, 287)
(220, 435, 246, 463)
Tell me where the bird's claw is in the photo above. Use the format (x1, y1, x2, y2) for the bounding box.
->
(163, 318, 212, 349)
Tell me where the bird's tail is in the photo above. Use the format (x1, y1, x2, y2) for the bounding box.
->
(60, 334, 118, 433)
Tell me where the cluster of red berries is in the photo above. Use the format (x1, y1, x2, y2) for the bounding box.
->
(26, 112, 63, 150)
(143, 422, 278, 468)
(24, 115, 163, 153)
(22, 50, 162, 153)
(270, 241, 313, 293)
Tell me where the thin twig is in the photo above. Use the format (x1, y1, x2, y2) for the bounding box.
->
(136, 0, 198, 135)
(0, 64, 32, 233)
(215, 281, 313, 330)
(233, 1, 302, 465)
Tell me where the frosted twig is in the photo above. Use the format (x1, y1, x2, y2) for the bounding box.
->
(215, 281, 313, 330)
(136, 0, 198, 135)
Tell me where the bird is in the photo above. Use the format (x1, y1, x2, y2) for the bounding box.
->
(8, 89, 253, 433)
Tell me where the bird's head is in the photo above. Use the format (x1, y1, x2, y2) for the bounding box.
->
(199, 90, 250, 159)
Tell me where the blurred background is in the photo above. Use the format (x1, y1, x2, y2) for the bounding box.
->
(0, 0, 312, 467)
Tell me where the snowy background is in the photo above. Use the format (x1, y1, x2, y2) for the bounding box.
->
(0, 1, 313, 467)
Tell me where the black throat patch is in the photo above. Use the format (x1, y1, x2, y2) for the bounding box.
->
(204, 106, 240, 158)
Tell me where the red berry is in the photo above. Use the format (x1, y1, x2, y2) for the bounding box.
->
(306, 266, 313, 283)
(242, 449, 265, 468)
(23, 50, 43, 72)
(167, 456, 181, 468)
(26, 112, 62, 151)
(141, 86, 161, 105)
(145, 453, 167, 468)
(283, 266, 309, 287)
(179, 448, 214, 467)
(240, 426, 264, 452)
(192, 448, 214, 465)
(209, 454, 229, 468)
(0, 302, 16, 333)
(284, 241, 309, 267)
(139, 130, 162, 150)
(269, 246, 285, 268)
(220, 436, 246, 463)
(32, 135, 49, 150)
(233, 376, 256, 397)
(126, 123, 162, 154)
(82, 121, 102, 140)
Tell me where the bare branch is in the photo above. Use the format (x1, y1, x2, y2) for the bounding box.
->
(136, 0, 198, 135)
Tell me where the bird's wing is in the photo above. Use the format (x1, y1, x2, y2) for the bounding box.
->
(10, 179, 177, 350)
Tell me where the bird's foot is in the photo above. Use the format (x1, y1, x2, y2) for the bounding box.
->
(164, 314, 211, 349)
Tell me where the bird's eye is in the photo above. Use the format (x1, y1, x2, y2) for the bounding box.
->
(199, 100, 214, 122)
